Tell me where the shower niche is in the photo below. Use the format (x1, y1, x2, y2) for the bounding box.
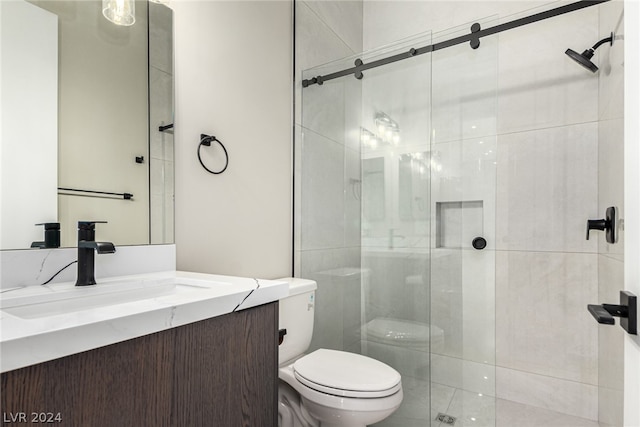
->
(435, 200, 484, 249)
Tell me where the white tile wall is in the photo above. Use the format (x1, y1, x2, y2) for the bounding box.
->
(300, 129, 346, 251)
(496, 251, 598, 385)
(496, 7, 599, 135)
(304, 1, 363, 53)
(496, 398, 601, 427)
(301, 78, 347, 145)
(300, 247, 362, 352)
(461, 250, 496, 365)
(295, 1, 358, 131)
(598, 118, 625, 259)
(431, 23, 498, 145)
(598, 0, 625, 122)
(364, 1, 530, 52)
(431, 353, 496, 397)
(431, 136, 497, 251)
(496, 366, 598, 421)
(496, 123, 599, 253)
(430, 249, 464, 359)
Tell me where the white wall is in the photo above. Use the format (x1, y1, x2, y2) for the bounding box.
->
(173, 0, 293, 279)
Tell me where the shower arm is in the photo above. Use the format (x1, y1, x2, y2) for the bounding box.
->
(591, 33, 614, 51)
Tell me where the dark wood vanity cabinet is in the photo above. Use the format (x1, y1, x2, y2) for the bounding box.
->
(1, 302, 278, 427)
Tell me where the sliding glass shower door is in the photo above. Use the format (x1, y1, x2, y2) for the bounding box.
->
(298, 18, 497, 427)
(428, 18, 498, 427)
(359, 32, 433, 426)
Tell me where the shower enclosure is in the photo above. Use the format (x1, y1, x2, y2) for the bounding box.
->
(295, 1, 625, 426)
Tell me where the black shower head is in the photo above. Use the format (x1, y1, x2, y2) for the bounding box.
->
(565, 32, 614, 73)
(565, 48, 598, 72)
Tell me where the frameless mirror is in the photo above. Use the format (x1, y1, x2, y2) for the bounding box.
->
(0, 0, 174, 250)
(399, 152, 429, 220)
(362, 157, 385, 222)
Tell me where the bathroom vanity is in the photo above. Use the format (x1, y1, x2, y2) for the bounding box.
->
(0, 271, 286, 426)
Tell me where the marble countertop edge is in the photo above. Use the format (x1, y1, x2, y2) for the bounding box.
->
(0, 271, 288, 373)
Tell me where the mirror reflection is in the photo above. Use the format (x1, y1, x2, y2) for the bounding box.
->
(362, 158, 385, 222)
(0, 0, 174, 250)
(399, 152, 429, 220)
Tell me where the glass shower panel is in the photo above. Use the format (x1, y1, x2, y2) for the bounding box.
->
(359, 33, 433, 427)
(299, 18, 498, 427)
(299, 54, 364, 355)
(300, 32, 434, 426)
(430, 18, 498, 427)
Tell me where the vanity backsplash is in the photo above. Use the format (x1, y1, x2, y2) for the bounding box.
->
(0, 244, 176, 290)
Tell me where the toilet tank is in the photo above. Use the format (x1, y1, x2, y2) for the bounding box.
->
(277, 278, 317, 365)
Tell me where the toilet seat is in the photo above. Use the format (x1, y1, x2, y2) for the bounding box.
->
(293, 349, 401, 398)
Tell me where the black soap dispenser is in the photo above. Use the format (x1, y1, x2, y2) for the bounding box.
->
(31, 223, 61, 249)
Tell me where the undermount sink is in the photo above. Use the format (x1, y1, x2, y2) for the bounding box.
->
(0, 277, 229, 320)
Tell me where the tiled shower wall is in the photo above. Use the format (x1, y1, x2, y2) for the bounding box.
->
(294, 1, 364, 353)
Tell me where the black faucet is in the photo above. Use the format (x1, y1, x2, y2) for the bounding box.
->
(31, 222, 61, 249)
(76, 221, 116, 286)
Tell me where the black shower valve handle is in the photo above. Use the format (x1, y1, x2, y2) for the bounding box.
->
(586, 218, 608, 240)
(586, 207, 617, 243)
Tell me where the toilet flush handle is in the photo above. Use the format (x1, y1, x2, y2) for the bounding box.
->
(279, 329, 287, 345)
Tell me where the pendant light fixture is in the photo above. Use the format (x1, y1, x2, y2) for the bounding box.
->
(102, 0, 135, 26)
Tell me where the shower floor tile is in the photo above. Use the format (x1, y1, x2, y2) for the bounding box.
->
(375, 383, 603, 427)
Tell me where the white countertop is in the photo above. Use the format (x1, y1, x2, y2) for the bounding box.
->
(0, 271, 288, 373)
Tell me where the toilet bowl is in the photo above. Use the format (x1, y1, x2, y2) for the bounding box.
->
(277, 278, 403, 427)
(362, 317, 444, 352)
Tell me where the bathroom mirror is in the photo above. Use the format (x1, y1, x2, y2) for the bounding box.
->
(0, 0, 174, 250)
(362, 158, 386, 222)
(399, 152, 429, 220)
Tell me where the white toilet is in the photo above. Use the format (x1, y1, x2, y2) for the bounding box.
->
(277, 278, 403, 427)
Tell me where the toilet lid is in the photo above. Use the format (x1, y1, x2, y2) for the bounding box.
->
(293, 349, 401, 398)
